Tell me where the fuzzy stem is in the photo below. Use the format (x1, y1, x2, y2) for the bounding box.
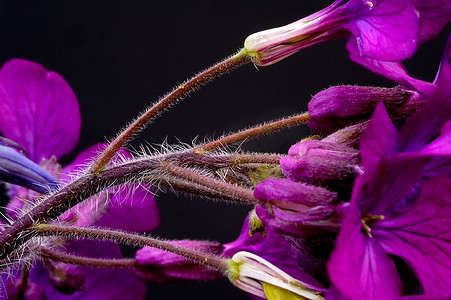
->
(159, 160, 259, 205)
(229, 154, 281, 165)
(145, 175, 248, 203)
(39, 247, 137, 269)
(34, 224, 229, 273)
(90, 49, 251, 174)
(0, 150, 268, 258)
(194, 112, 310, 153)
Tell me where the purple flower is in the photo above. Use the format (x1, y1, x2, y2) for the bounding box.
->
(327, 72, 451, 298)
(251, 125, 367, 238)
(133, 213, 325, 296)
(308, 33, 451, 135)
(245, 0, 450, 94)
(0, 59, 160, 300)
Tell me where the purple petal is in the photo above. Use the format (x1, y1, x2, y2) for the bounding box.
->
(360, 103, 398, 173)
(421, 120, 451, 155)
(223, 215, 325, 291)
(345, 0, 419, 61)
(357, 154, 428, 215)
(96, 183, 160, 232)
(328, 202, 402, 300)
(399, 56, 451, 152)
(374, 177, 451, 298)
(347, 44, 436, 95)
(0, 59, 81, 162)
(134, 241, 223, 283)
(412, 0, 451, 42)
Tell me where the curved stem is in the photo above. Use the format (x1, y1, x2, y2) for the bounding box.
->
(195, 112, 310, 153)
(34, 224, 229, 274)
(90, 49, 251, 174)
(39, 247, 137, 269)
(159, 160, 259, 205)
(0, 150, 270, 258)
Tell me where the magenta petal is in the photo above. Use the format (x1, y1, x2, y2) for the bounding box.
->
(345, 0, 419, 61)
(421, 121, 451, 155)
(357, 155, 428, 214)
(399, 59, 451, 153)
(360, 103, 398, 173)
(223, 215, 325, 291)
(96, 183, 160, 232)
(347, 44, 435, 95)
(412, 0, 451, 42)
(134, 241, 223, 283)
(375, 177, 451, 298)
(328, 203, 402, 300)
(0, 59, 81, 162)
(61, 144, 106, 180)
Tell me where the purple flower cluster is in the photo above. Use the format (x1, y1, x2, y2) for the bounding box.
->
(1, 1, 451, 300)
(0, 59, 159, 299)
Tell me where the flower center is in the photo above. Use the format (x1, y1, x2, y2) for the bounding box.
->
(361, 213, 384, 238)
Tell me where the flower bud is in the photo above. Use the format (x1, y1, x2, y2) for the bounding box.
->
(134, 240, 223, 283)
(308, 85, 424, 133)
(48, 263, 85, 295)
(281, 140, 360, 186)
(254, 179, 339, 237)
(243, 2, 349, 66)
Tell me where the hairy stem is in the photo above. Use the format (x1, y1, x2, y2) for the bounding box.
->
(90, 49, 251, 173)
(195, 112, 310, 153)
(0, 150, 272, 258)
(34, 224, 229, 273)
(39, 247, 137, 269)
(159, 160, 259, 205)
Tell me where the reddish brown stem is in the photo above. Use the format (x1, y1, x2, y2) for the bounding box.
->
(34, 224, 229, 274)
(195, 112, 310, 153)
(39, 247, 137, 269)
(90, 49, 250, 173)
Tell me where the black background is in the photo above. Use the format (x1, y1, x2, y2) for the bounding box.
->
(0, 1, 448, 299)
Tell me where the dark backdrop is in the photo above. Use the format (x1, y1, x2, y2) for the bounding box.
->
(0, 1, 448, 299)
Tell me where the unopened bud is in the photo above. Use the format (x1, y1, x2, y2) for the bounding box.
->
(308, 85, 424, 133)
(48, 263, 85, 294)
(281, 140, 360, 185)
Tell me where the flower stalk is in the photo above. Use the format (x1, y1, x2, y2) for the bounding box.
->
(33, 224, 229, 273)
(39, 247, 137, 269)
(159, 160, 259, 205)
(195, 112, 310, 154)
(90, 49, 251, 174)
